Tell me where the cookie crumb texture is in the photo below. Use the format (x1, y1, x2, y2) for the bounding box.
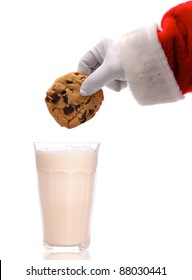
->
(45, 72, 104, 128)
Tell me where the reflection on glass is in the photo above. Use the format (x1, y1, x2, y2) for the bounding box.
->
(44, 250, 90, 260)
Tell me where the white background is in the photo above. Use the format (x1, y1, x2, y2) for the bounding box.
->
(0, 0, 192, 279)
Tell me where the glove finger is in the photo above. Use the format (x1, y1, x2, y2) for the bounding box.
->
(78, 38, 109, 74)
(80, 62, 115, 96)
(78, 50, 102, 75)
(106, 80, 127, 92)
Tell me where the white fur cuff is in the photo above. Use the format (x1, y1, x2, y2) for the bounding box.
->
(119, 25, 184, 105)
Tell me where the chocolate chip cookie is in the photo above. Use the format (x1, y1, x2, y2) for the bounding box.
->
(45, 72, 104, 128)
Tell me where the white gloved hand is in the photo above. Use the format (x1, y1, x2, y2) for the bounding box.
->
(77, 38, 127, 96)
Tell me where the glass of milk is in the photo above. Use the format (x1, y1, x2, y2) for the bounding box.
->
(34, 142, 100, 251)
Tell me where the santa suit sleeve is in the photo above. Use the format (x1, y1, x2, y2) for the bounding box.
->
(119, 1, 192, 105)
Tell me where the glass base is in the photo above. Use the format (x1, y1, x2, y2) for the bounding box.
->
(44, 241, 90, 252)
(44, 250, 90, 260)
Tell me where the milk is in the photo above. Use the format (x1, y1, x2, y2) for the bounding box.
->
(34, 143, 99, 250)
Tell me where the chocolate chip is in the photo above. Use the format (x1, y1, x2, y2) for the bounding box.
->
(75, 104, 80, 111)
(63, 105, 75, 115)
(63, 95, 68, 104)
(66, 80, 73, 84)
(51, 92, 60, 104)
(82, 111, 86, 119)
(81, 111, 87, 123)
(85, 97, 91, 104)
(45, 96, 50, 102)
(62, 90, 67, 94)
(81, 118, 86, 123)
(89, 109, 94, 115)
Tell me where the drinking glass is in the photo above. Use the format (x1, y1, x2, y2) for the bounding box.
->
(34, 142, 100, 251)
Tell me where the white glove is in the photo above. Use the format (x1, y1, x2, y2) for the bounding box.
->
(77, 38, 127, 96)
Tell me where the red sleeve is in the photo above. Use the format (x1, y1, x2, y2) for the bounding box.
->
(157, 1, 192, 94)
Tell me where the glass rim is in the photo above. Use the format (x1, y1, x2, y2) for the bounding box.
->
(33, 142, 100, 152)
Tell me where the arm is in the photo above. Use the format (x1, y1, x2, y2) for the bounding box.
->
(78, 1, 192, 105)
